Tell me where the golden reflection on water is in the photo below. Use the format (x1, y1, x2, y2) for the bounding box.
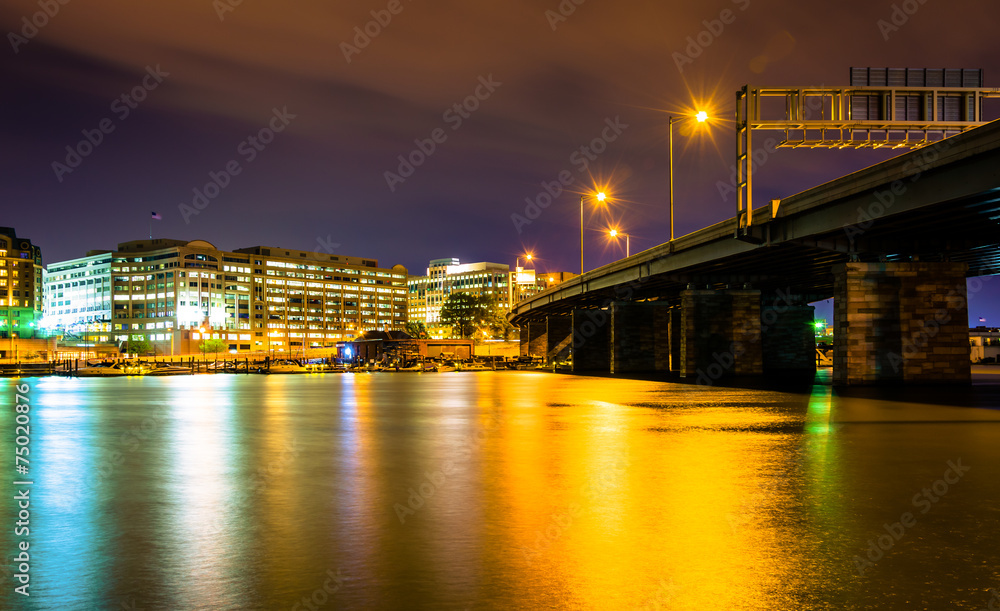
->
(7, 372, 1000, 610)
(487, 377, 840, 609)
(162, 376, 239, 608)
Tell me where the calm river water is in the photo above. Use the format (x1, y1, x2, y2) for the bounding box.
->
(1, 371, 999, 610)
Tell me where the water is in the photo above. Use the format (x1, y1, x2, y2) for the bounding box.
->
(1, 371, 999, 610)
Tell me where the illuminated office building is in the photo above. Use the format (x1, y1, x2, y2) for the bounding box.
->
(408, 258, 575, 339)
(0, 227, 45, 354)
(408, 259, 510, 338)
(43, 238, 408, 355)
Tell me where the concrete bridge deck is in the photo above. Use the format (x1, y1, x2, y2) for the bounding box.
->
(509, 119, 1000, 385)
(510, 119, 1000, 320)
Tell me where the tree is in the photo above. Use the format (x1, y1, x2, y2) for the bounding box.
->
(126, 336, 151, 356)
(199, 338, 228, 359)
(486, 306, 516, 340)
(472, 294, 516, 340)
(439, 293, 490, 338)
(404, 321, 429, 339)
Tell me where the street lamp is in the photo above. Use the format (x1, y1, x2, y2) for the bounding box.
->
(668, 111, 709, 241)
(513, 253, 534, 306)
(580, 191, 607, 274)
(609, 228, 630, 257)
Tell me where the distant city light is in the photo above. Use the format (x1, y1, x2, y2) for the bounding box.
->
(696, 110, 708, 122)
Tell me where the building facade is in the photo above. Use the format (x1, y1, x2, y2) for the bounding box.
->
(43, 250, 114, 354)
(970, 327, 1000, 363)
(408, 258, 576, 339)
(408, 259, 510, 338)
(43, 238, 408, 355)
(509, 268, 577, 305)
(0, 228, 44, 348)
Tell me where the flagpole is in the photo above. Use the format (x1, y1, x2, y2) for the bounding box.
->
(150, 212, 161, 239)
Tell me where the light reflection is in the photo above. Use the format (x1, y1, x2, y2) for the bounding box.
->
(13, 371, 987, 609)
(805, 382, 835, 435)
(555, 396, 633, 607)
(800, 381, 845, 529)
(162, 376, 239, 608)
(31, 378, 101, 605)
(328, 371, 381, 605)
(253, 374, 313, 599)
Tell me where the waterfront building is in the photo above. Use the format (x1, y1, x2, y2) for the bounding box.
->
(408, 259, 510, 338)
(43, 238, 408, 355)
(42, 250, 114, 357)
(408, 258, 577, 339)
(509, 267, 577, 305)
(0, 227, 49, 358)
(970, 327, 1000, 363)
(339, 330, 474, 364)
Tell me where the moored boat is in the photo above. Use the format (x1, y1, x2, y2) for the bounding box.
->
(264, 359, 309, 374)
(76, 361, 151, 377)
(435, 361, 457, 373)
(458, 361, 490, 371)
(145, 363, 193, 376)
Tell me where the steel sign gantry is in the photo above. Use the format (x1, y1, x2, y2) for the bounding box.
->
(735, 68, 1000, 236)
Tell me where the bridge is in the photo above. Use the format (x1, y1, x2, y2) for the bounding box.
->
(509, 118, 1000, 385)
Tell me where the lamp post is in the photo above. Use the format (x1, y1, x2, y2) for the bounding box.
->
(609, 229, 630, 257)
(580, 191, 607, 274)
(514, 253, 533, 305)
(668, 111, 709, 241)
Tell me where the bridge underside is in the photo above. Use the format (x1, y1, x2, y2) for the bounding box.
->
(511, 119, 1000, 385)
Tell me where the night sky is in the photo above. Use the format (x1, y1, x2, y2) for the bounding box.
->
(3, 0, 998, 324)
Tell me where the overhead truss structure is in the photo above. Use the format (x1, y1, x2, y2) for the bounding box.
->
(736, 68, 1000, 234)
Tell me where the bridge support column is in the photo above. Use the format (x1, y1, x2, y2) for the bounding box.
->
(833, 262, 970, 385)
(668, 307, 682, 372)
(761, 293, 816, 375)
(546, 315, 572, 365)
(571, 309, 610, 372)
(520, 322, 547, 357)
(609, 302, 671, 373)
(679, 289, 763, 380)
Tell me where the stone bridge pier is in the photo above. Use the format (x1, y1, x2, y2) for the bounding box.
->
(517, 261, 971, 386)
(546, 315, 573, 364)
(571, 309, 611, 372)
(519, 322, 546, 357)
(832, 262, 971, 385)
(679, 288, 763, 382)
(607, 302, 673, 374)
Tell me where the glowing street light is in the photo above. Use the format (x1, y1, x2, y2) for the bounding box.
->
(580, 191, 608, 274)
(516, 252, 533, 270)
(669, 111, 710, 241)
(609, 228, 630, 257)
